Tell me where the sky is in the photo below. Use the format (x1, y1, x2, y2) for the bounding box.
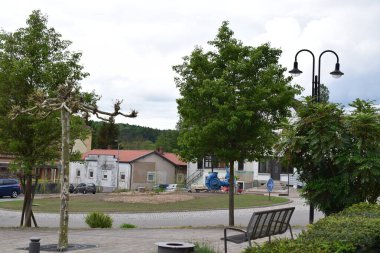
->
(1, 0, 379, 129)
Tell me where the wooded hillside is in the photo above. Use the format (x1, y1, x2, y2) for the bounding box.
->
(88, 120, 179, 153)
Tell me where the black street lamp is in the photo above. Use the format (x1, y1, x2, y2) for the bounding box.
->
(289, 49, 344, 224)
(289, 49, 344, 103)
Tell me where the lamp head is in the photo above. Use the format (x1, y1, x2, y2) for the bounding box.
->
(289, 61, 303, 77)
(330, 63, 344, 78)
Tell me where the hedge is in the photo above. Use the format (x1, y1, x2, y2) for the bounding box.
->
(243, 203, 380, 253)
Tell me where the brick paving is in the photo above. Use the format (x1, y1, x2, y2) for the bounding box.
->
(1, 227, 299, 253)
(0, 189, 320, 252)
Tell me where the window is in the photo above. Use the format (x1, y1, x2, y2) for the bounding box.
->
(102, 170, 108, 180)
(238, 160, 244, 171)
(147, 172, 155, 182)
(89, 170, 94, 179)
(204, 156, 212, 168)
(76, 170, 80, 177)
(258, 160, 268, 173)
(120, 173, 125, 181)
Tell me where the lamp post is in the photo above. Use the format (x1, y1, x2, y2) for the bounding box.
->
(289, 49, 344, 224)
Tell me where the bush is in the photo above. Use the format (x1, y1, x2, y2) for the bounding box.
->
(120, 223, 136, 229)
(244, 203, 380, 253)
(193, 242, 216, 253)
(85, 212, 113, 228)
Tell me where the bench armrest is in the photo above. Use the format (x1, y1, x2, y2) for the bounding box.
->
(224, 227, 247, 234)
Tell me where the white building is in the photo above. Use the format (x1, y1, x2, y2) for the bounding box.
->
(70, 149, 187, 192)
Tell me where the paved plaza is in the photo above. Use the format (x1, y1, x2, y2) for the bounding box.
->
(0, 189, 322, 252)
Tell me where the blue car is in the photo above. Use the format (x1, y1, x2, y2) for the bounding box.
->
(0, 178, 21, 198)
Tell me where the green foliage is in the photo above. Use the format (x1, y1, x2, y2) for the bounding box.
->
(155, 130, 179, 153)
(244, 203, 380, 253)
(89, 121, 179, 152)
(120, 223, 136, 229)
(96, 117, 119, 149)
(174, 21, 300, 164)
(278, 99, 380, 215)
(85, 212, 113, 228)
(0, 9, 89, 171)
(193, 242, 217, 253)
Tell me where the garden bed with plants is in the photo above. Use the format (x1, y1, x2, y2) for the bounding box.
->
(243, 203, 380, 253)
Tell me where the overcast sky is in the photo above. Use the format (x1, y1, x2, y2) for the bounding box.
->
(1, 0, 379, 129)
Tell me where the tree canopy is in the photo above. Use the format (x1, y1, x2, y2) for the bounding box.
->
(277, 98, 380, 215)
(0, 10, 90, 227)
(174, 21, 299, 164)
(174, 21, 300, 225)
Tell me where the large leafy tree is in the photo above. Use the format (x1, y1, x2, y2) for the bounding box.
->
(174, 21, 299, 225)
(0, 10, 88, 227)
(278, 99, 380, 215)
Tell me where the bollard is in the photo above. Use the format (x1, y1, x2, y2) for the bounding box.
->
(155, 242, 194, 253)
(29, 237, 41, 253)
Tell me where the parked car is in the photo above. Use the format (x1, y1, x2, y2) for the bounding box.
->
(73, 183, 96, 194)
(166, 184, 178, 192)
(69, 184, 75, 193)
(0, 178, 21, 198)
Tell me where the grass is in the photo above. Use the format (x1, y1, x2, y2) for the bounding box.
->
(0, 193, 288, 213)
(120, 223, 137, 229)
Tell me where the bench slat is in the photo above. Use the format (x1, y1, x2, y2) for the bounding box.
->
(223, 207, 295, 253)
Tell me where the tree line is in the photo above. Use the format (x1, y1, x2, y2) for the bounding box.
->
(88, 120, 179, 153)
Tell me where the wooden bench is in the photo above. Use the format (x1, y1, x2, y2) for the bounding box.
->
(222, 207, 295, 253)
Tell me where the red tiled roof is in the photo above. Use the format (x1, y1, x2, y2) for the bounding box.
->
(82, 149, 187, 166)
(161, 152, 187, 166)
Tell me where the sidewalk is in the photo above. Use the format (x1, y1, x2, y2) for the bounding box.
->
(0, 189, 318, 252)
(1, 227, 298, 253)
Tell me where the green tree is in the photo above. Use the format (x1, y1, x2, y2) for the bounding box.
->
(96, 117, 119, 149)
(174, 21, 299, 225)
(155, 130, 179, 153)
(0, 10, 88, 227)
(345, 99, 380, 203)
(277, 99, 380, 215)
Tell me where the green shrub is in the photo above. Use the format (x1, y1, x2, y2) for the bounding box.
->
(244, 203, 380, 253)
(243, 239, 354, 253)
(193, 242, 216, 253)
(120, 223, 136, 229)
(85, 212, 113, 228)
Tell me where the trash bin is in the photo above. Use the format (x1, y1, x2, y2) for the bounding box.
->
(155, 242, 194, 253)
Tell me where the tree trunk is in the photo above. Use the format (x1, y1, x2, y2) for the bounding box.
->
(57, 107, 70, 251)
(23, 174, 33, 227)
(228, 161, 235, 226)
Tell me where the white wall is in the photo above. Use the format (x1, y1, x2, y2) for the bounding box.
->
(69, 155, 132, 192)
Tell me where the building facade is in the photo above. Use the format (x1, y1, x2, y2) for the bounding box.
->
(70, 149, 187, 192)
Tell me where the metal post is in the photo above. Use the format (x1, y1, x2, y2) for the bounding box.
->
(29, 237, 40, 253)
(290, 49, 343, 224)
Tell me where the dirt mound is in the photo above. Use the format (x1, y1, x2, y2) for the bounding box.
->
(105, 192, 195, 204)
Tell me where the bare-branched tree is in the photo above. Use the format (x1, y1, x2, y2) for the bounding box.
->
(12, 82, 137, 251)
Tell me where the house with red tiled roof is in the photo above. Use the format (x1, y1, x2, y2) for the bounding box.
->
(69, 149, 187, 192)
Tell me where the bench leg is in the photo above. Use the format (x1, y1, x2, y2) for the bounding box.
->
(289, 225, 294, 240)
(269, 235, 271, 243)
(224, 229, 227, 253)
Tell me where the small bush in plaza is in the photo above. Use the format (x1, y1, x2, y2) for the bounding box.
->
(85, 212, 113, 228)
(120, 223, 136, 229)
(243, 203, 380, 253)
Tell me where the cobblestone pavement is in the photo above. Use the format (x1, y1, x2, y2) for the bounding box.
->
(0, 227, 299, 253)
(0, 189, 322, 252)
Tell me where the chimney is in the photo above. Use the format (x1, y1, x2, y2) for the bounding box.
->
(156, 147, 164, 154)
